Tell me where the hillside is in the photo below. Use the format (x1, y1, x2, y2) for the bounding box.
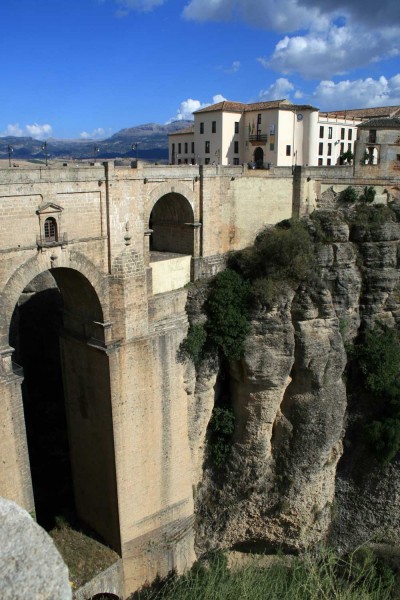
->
(0, 120, 192, 162)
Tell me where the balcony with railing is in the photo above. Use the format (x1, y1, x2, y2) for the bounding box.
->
(248, 133, 268, 142)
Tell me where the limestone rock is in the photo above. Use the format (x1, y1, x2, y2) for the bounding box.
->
(0, 497, 71, 600)
(189, 208, 400, 556)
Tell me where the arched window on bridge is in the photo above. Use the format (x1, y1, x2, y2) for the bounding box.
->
(44, 217, 58, 242)
(149, 193, 195, 256)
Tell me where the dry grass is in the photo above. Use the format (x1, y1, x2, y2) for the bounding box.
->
(50, 519, 119, 589)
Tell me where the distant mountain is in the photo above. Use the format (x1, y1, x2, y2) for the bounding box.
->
(0, 120, 192, 162)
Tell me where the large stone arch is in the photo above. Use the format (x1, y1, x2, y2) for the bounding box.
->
(0, 249, 109, 347)
(0, 249, 120, 552)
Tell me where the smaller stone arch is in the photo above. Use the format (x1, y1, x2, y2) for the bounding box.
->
(147, 181, 196, 217)
(149, 192, 195, 255)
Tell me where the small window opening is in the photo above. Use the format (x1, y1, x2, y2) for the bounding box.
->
(44, 217, 58, 242)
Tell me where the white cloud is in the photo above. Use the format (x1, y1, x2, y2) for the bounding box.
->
(259, 77, 295, 100)
(183, 0, 399, 78)
(224, 60, 240, 73)
(114, 0, 165, 15)
(25, 123, 52, 138)
(262, 24, 400, 79)
(80, 127, 106, 139)
(2, 123, 23, 137)
(313, 74, 400, 110)
(170, 94, 227, 122)
(1, 122, 52, 138)
(183, 0, 322, 34)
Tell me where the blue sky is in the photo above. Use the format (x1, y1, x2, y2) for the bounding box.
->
(1, 0, 399, 139)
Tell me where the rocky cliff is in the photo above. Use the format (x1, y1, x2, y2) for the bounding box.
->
(186, 205, 400, 556)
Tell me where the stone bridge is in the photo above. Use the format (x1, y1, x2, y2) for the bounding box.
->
(4, 160, 391, 596)
(0, 162, 396, 596)
(0, 161, 296, 596)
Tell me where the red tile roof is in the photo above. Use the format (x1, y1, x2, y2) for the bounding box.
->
(320, 106, 400, 120)
(193, 99, 319, 114)
(168, 126, 195, 136)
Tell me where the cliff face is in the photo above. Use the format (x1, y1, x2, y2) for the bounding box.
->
(188, 209, 400, 555)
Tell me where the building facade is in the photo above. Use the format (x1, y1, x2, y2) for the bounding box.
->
(169, 100, 400, 168)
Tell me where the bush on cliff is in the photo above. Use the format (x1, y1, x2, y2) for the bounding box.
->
(354, 325, 400, 463)
(204, 268, 251, 361)
(242, 219, 315, 306)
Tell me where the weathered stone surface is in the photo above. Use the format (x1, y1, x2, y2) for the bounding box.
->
(0, 497, 71, 600)
(190, 209, 400, 556)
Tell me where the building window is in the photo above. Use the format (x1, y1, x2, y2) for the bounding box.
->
(397, 154, 400, 162)
(184, 142, 188, 153)
(319, 126, 324, 138)
(286, 145, 291, 156)
(212, 121, 216, 133)
(184, 158, 188, 164)
(257, 113, 262, 125)
(327, 143, 332, 156)
(191, 158, 195, 165)
(191, 142, 195, 153)
(171, 143, 175, 158)
(235, 121, 239, 134)
(233, 157, 239, 165)
(178, 159, 181, 164)
(348, 143, 352, 151)
(234, 141, 239, 153)
(348, 129, 353, 140)
(328, 127, 333, 139)
(340, 142, 344, 154)
(205, 141, 210, 153)
(319, 142, 323, 155)
(341, 128, 345, 140)
(318, 158, 323, 166)
(200, 122, 204, 134)
(327, 158, 331, 166)
(369, 130, 377, 143)
(270, 143, 274, 151)
(44, 217, 57, 242)
(205, 157, 210, 165)
(178, 143, 181, 153)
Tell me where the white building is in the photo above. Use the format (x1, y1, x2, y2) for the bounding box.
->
(168, 100, 400, 168)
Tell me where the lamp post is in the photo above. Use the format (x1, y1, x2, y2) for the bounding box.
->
(132, 142, 139, 165)
(94, 146, 100, 162)
(7, 145, 13, 167)
(215, 149, 220, 165)
(41, 141, 48, 166)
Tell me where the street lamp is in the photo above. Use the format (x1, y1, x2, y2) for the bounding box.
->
(7, 145, 13, 167)
(94, 146, 100, 162)
(132, 142, 139, 165)
(41, 141, 48, 166)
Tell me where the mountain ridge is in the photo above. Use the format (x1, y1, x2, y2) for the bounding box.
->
(0, 120, 192, 161)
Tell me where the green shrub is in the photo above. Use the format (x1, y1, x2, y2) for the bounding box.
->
(364, 418, 400, 464)
(341, 186, 358, 203)
(205, 269, 251, 361)
(179, 323, 207, 365)
(354, 325, 400, 463)
(346, 204, 396, 230)
(359, 186, 376, 203)
(209, 406, 235, 467)
(356, 327, 400, 397)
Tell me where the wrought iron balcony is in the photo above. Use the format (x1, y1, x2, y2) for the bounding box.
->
(248, 133, 268, 142)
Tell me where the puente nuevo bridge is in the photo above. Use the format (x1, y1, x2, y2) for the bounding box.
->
(0, 160, 395, 597)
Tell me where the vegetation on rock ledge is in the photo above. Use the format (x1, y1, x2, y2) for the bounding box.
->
(131, 547, 395, 600)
